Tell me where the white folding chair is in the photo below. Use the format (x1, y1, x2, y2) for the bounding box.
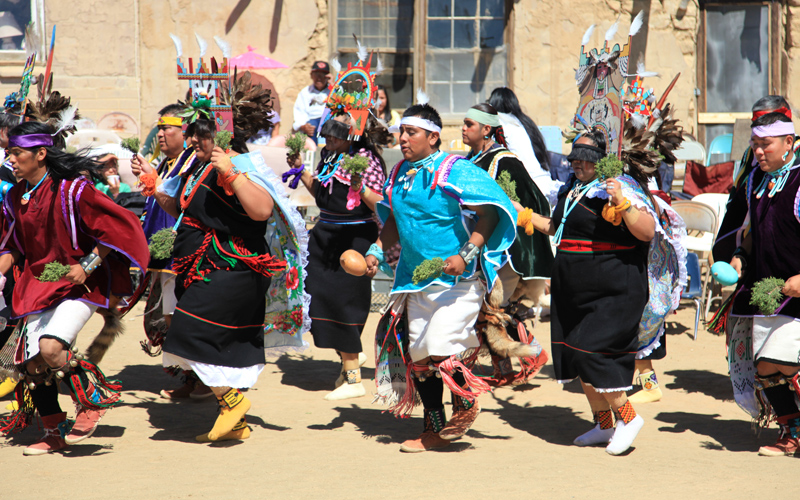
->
(691, 193, 730, 315)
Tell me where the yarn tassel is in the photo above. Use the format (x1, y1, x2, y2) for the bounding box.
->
(437, 357, 491, 401)
(0, 381, 34, 434)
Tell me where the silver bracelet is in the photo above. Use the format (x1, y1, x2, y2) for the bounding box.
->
(458, 242, 480, 265)
(79, 252, 102, 276)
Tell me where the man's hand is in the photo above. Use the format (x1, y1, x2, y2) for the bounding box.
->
(365, 254, 379, 278)
(783, 275, 800, 298)
(64, 264, 87, 285)
(300, 123, 316, 136)
(443, 255, 466, 276)
(731, 256, 744, 278)
(130, 153, 153, 177)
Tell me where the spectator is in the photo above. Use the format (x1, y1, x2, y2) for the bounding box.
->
(93, 153, 131, 200)
(372, 84, 400, 147)
(292, 61, 330, 144)
(247, 110, 281, 146)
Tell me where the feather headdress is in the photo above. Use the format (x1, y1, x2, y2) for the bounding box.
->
(220, 69, 274, 141)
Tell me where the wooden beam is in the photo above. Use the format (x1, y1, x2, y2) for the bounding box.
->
(697, 112, 752, 124)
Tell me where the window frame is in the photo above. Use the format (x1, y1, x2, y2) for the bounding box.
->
(696, 0, 783, 143)
(329, 0, 515, 125)
(0, 0, 45, 60)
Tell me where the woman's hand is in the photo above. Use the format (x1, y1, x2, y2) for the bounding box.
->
(210, 147, 233, 174)
(730, 256, 744, 278)
(782, 274, 800, 298)
(443, 255, 466, 276)
(64, 264, 87, 285)
(130, 154, 153, 177)
(351, 173, 363, 194)
(605, 178, 625, 206)
(108, 182, 119, 198)
(286, 152, 303, 169)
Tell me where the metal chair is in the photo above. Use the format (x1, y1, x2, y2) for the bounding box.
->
(691, 193, 730, 315)
(673, 139, 706, 165)
(681, 252, 704, 340)
(671, 200, 719, 328)
(707, 133, 733, 164)
(539, 126, 563, 154)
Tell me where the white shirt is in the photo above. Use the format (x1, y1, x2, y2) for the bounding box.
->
(292, 84, 328, 130)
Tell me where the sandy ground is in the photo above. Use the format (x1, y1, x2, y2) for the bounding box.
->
(0, 302, 795, 499)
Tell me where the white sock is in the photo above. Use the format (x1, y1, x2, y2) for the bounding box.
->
(606, 415, 644, 455)
(573, 423, 615, 446)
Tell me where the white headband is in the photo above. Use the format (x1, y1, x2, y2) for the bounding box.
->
(389, 116, 442, 134)
(752, 121, 796, 138)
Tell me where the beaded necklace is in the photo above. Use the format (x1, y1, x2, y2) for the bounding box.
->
(754, 159, 795, 199)
(180, 161, 212, 210)
(552, 178, 600, 246)
(398, 151, 442, 191)
(316, 152, 345, 187)
(21, 171, 49, 205)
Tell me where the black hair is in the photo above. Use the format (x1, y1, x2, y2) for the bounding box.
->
(577, 127, 607, 153)
(0, 111, 19, 130)
(488, 87, 550, 171)
(158, 103, 184, 117)
(185, 118, 216, 141)
(8, 121, 103, 188)
(751, 95, 793, 129)
(374, 84, 393, 123)
(470, 103, 502, 141)
(402, 104, 442, 148)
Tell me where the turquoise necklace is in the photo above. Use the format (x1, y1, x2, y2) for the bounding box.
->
(316, 152, 344, 187)
(22, 171, 49, 204)
(399, 151, 442, 190)
(755, 159, 794, 199)
(552, 178, 600, 246)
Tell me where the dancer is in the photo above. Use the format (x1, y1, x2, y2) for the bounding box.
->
(150, 39, 309, 441)
(130, 103, 212, 400)
(0, 121, 149, 455)
(721, 96, 800, 457)
(462, 103, 552, 385)
(284, 52, 389, 401)
(368, 97, 517, 452)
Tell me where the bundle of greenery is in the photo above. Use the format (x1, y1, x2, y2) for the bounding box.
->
(412, 257, 445, 285)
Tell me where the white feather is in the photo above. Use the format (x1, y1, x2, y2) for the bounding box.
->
(169, 33, 183, 58)
(629, 113, 647, 130)
(629, 11, 644, 37)
(375, 56, 384, 75)
(51, 105, 77, 137)
(581, 25, 596, 46)
(213, 36, 231, 59)
(636, 61, 658, 78)
(605, 17, 620, 41)
(355, 36, 368, 63)
(416, 88, 430, 106)
(195, 33, 208, 57)
(331, 57, 341, 75)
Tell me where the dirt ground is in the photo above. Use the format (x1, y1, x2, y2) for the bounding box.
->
(0, 302, 795, 499)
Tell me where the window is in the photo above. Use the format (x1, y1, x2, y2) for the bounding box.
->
(332, 0, 510, 118)
(698, 2, 780, 151)
(0, 0, 35, 51)
(425, 0, 506, 116)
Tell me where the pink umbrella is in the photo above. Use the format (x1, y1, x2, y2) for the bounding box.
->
(230, 45, 288, 70)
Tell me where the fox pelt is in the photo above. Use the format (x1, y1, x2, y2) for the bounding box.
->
(481, 278, 538, 359)
(85, 307, 123, 364)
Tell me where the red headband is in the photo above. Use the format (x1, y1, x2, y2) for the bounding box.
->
(752, 106, 792, 121)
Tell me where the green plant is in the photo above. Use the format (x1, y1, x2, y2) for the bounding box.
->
(750, 277, 786, 316)
(149, 228, 177, 260)
(37, 262, 71, 282)
(412, 257, 446, 285)
(285, 132, 308, 157)
(120, 137, 141, 155)
(341, 154, 369, 175)
(496, 170, 519, 202)
(214, 130, 233, 151)
(595, 154, 624, 180)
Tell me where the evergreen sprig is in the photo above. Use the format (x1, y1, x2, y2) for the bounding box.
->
(595, 154, 624, 180)
(341, 154, 369, 175)
(120, 137, 141, 155)
(149, 228, 176, 261)
(412, 257, 446, 285)
(214, 131, 233, 151)
(750, 277, 786, 316)
(496, 170, 519, 202)
(285, 132, 308, 157)
(37, 262, 71, 282)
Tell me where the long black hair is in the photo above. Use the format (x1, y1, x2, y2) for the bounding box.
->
(374, 84, 393, 123)
(488, 87, 550, 171)
(8, 121, 103, 189)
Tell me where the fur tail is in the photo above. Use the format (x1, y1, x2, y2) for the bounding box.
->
(85, 308, 123, 364)
(482, 278, 537, 358)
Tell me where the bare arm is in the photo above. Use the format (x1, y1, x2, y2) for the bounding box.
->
(442, 204, 498, 275)
(364, 213, 399, 278)
(531, 212, 556, 236)
(154, 188, 180, 219)
(349, 173, 384, 213)
(606, 178, 655, 242)
(0, 250, 19, 275)
(287, 153, 319, 195)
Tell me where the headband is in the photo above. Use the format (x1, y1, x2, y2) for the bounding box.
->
(8, 134, 53, 149)
(567, 143, 606, 164)
(465, 108, 501, 127)
(158, 116, 183, 127)
(751, 121, 796, 138)
(752, 106, 792, 121)
(397, 116, 441, 134)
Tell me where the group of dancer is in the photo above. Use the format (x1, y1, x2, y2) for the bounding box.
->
(0, 23, 794, 460)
